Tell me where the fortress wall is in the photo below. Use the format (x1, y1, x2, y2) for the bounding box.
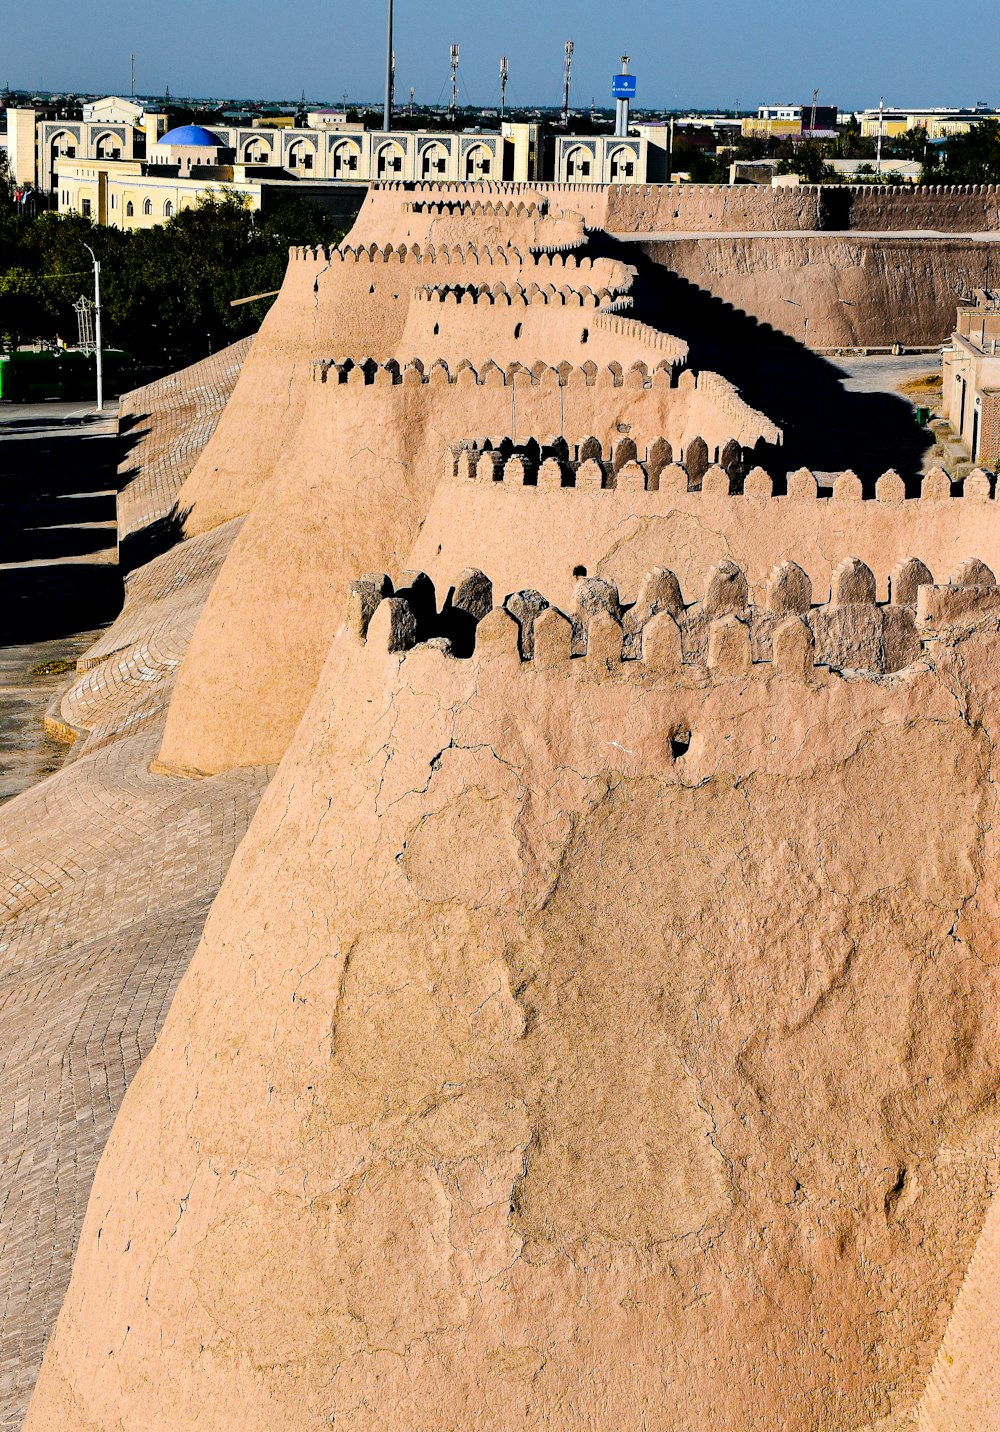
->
(607, 181, 1000, 234)
(26, 587, 1000, 1431)
(177, 249, 417, 535)
(411, 468, 999, 614)
(155, 361, 775, 774)
(352, 182, 613, 241)
(641, 235, 999, 348)
(395, 297, 688, 373)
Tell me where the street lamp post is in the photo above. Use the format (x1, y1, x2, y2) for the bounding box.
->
(82, 243, 104, 413)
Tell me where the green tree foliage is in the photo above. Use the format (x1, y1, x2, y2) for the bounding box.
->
(775, 141, 833, 183)
(927, 120, 1000, 184)
(0, 189, 346, 363)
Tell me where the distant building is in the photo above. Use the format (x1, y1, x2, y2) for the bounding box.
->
(554, 128, 669, 185)
(943, 293, 1000, 468)
(859, 108, 1000, 140)
(7, 100, 546, 222)
(741, 103, 839, 141)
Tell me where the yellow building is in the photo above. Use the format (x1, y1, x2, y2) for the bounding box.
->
(57, 127, 263, 228)
(859, 108, 999, 140)
(741, 106, 803, 141)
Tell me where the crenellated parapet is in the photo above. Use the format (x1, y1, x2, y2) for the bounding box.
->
(411, 280, 627, 309)
(403, 198, 548, 219)
(346, 556, 1000, 683)
(288, 241, 621, 273)
(446, 439, 996, 500)
(310, 356, 685, 390)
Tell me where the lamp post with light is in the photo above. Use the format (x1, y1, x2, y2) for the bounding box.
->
(82, 243, 104, 413)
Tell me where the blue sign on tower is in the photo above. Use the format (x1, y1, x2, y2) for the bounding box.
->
(612, 74, 637, 100)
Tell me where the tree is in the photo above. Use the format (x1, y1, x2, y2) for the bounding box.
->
(776, 141, 833, 184)
(931, 120, 1000, 184)
(0, 190, 346, 363)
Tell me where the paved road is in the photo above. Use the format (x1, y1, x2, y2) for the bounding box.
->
(0, 401, 123, 804)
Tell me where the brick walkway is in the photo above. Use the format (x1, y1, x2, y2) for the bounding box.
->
(0, 343, 270, 1428)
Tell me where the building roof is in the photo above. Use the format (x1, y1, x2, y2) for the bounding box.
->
(157, 124, 222, 147)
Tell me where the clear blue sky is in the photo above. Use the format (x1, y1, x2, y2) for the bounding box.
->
(6, 0, 998, 111)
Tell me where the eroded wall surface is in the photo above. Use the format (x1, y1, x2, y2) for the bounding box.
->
(17, 181, 1000, 1431)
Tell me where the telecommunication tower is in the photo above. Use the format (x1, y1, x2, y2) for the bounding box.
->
(810, 87, 820, 134)
(130, 53, 136, 99)
(563, 40, 574, 126)
(449, 44, 460, 122)
(500, 56, 509, 122)
(409, 86, 415, 116)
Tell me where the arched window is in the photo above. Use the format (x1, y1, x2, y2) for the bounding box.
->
(164, 200, 173, 217)
(126, 200, 134, 217)
(143, 198, 152, 216)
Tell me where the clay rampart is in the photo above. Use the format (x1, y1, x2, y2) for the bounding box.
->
(403, 199, 547, 219)
(367, 178, 1000, 237)
(351, 553, 1000, 681)
(289, 241, 620, 275)
(606, 182, 1000, 234)
(412, 282, 618, 309)
(311, 355, 689, 390)
(642, 234, 999, 348)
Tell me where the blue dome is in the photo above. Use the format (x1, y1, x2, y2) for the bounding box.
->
(157, 124, 222, 147)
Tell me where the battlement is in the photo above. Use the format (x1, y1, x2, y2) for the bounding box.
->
(310, 356, 685, 389)
(288, 241, 620, 274)
(403, 198, 548, 218)
(448, 439, 997, 499)
(412, 280, 626, 309)
(348, 555, 1000, 682)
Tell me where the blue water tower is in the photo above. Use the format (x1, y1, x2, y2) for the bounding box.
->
(613, 58, 636, 136)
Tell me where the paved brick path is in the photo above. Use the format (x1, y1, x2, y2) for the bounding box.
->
(0, 340, 269, 1428)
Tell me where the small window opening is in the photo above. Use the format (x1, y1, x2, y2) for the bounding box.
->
(581, 328, 589, 344)
(514, 322, 523, 339)
(670, 730, 692, 759)
(433, 323, 440, 335)
(573, 565, 588, 578)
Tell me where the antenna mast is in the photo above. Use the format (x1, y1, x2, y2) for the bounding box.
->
(563, 40, 574, 126)
(810, 87, 819, 134)
(449, 44, 460, 123)
(500, 56, 509, 122)
(130, 53, 135, 99)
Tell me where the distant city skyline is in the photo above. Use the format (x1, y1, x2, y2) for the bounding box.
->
(5, 0, 999, 113)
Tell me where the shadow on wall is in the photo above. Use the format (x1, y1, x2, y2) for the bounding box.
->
(596, 236, 935, 488)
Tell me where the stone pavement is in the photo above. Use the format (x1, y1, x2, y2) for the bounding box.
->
(0, 338, 268, 1428)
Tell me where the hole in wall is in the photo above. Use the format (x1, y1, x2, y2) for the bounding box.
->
(581, 328, 589, 344)
(434, 323, 440, 335)
(670, 730, 691, 760)
(573, 565, 588, 578)
(369, 284, 376, 294)
(514, 322, 523, 339)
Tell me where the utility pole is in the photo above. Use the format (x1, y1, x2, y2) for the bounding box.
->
(876, 95, 884, 177)
(383, 0, 394, 131)
(500, 56, 509, 122)
(449, 44, 460, 124)
(563, 40, 574, 127)
(82, 244, 103, 413)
